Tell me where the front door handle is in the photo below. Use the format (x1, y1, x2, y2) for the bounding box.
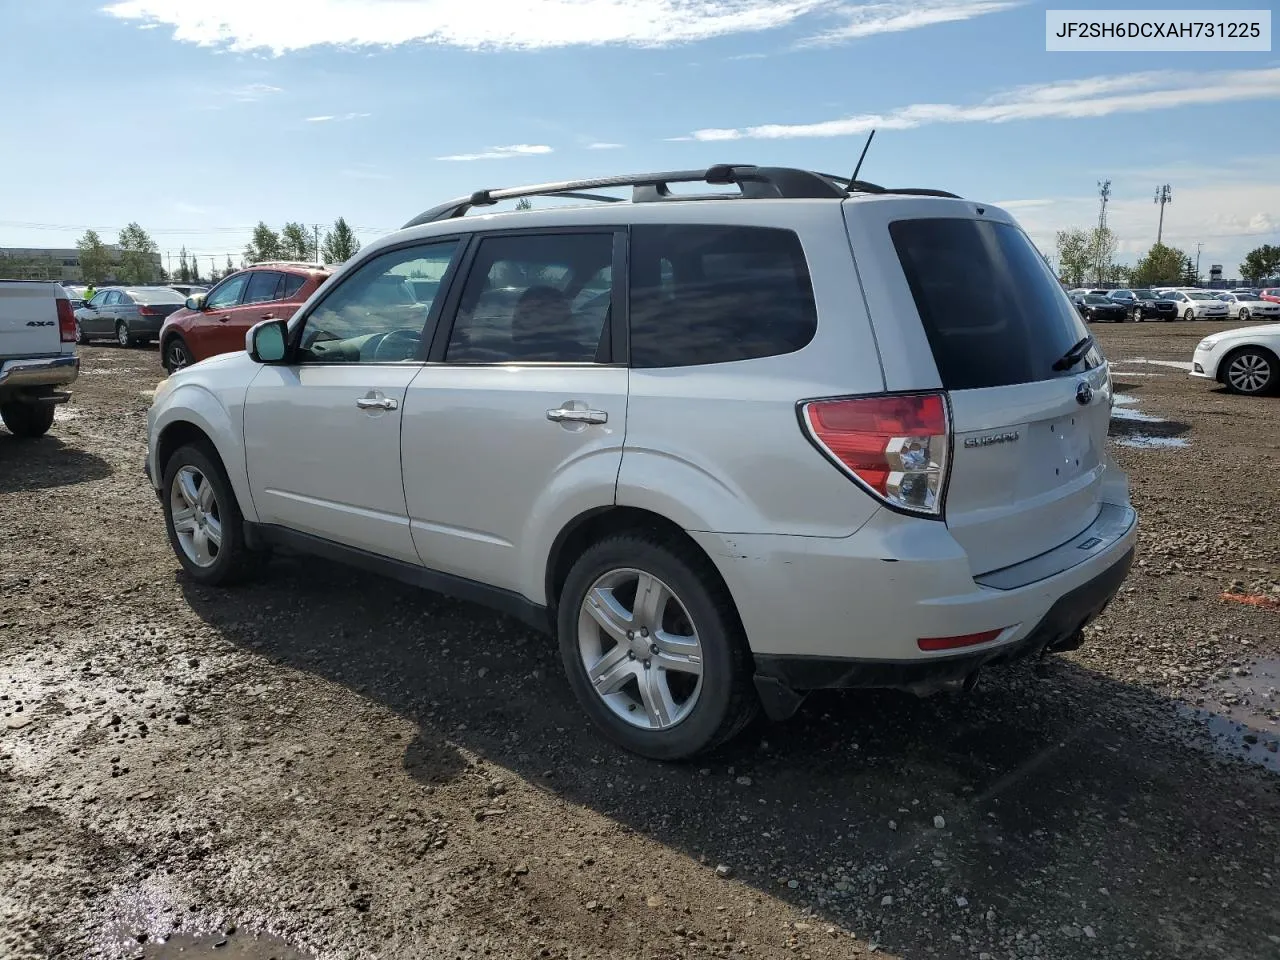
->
(547, 406, 607, 424)
(356, 396, 398, 411)
(215, 314, 231, 323)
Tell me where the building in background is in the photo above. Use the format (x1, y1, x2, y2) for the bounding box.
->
(0, 245, 162, 282)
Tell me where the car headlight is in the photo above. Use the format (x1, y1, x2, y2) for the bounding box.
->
(1198, 337, 1221, 350)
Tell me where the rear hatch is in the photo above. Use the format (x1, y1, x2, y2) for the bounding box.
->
(0, 281, 64, 356)
(842, 199, 1113, 576)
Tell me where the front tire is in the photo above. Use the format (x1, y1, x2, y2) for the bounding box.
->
(557, 532, 758, 760)
(1184, 308, 1196, 321)
(163, 335, 193, 373)
(116, 321, 134, 347)
(0, 402, 56, 438)
(161, 443, 265, 585)
(1222, 347, 1278, 396)
(1130, 307, 1142, 322)
(1239, 308, 1250, 321)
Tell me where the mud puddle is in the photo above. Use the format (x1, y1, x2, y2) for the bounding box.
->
(140, 932, 315, 959)
(1178, 657, 1280, 774)
(1107, 392, 1191, 449)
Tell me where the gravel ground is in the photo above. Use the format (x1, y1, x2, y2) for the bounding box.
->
(3, 322, 1279, 960)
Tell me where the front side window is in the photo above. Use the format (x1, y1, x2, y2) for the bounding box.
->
(207, 274, 249, 309)
(104, 291, 122, 306)
(446, 233, 614, 363)
(629, 225, 817, 369)
(298, 240, 459, 364)
(243, 271, 285, 305)
(89, 292, 109, 307)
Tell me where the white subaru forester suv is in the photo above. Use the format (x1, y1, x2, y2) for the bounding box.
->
(146, 164, 1137, 759)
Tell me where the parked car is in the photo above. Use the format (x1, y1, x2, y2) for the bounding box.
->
(75, 286, 190, 346)
(0, 280, 78, 437)
(61, 284, 89, 310)
(145, 163, 1137, 759)
(168, 283, 209, 297)
(1259, 288, 1280, 304)
(1216, 292, 1280, 321)
(158, 262, 331, 372)
(1106, 288, 1178, 321)
(1191, 323, 1280, 395)
(1160, 290, 1229, 321)
(1073, 293, 1129, 323)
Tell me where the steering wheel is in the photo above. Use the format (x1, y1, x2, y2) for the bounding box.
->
(367, 328, 422, 362)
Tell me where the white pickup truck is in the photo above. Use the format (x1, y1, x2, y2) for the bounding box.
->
(0, 281, 80, 437)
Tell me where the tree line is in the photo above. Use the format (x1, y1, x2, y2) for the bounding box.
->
(59, 217, 363, 287)
(1054, 226, 1280, 289)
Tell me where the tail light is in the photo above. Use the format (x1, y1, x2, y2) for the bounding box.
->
(56, 298, 76, 343)
(800, 392, 951, 517)
(138, 306, 160, 317)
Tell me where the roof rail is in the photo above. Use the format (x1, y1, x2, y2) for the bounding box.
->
(402, 164, 849, 228)
(245, 260, 330, 271)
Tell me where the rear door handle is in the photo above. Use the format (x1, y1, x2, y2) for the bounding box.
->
(356, 396, 398, 411)
(547, 406, 607, 424)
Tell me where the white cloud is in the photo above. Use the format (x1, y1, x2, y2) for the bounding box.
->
(687, 67, 1280, 140)
(102, 0, 1014, 54)
(230, 82, 282, 102)
(305, 112, 371, 122)
(587, 142, 624, 150)
(802, 0, 1022, 44)
(436, 143, 554, 161)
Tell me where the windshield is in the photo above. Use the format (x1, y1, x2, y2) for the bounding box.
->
(1132, 289, 1155, 298)
(128, 287, 188, 304)
(1187, 293, 1217, 301)
(1084, 295, 1111, 304)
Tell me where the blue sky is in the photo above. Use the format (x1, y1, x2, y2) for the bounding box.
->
(1, 1, 1276, 277)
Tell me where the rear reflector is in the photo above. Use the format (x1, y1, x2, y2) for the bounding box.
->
(801, 392, 950, 516)
(56, 298, 76, 343)
(917, 629, 1004, 652)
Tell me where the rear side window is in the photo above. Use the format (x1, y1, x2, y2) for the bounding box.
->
(243, 271, 285, 305)
(889, 218, 1092, 390)
(282, 274, 307, 299)
(629, 225, 817, 368)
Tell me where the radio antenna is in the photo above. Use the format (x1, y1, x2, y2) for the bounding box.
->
(850, 129, 876, 184)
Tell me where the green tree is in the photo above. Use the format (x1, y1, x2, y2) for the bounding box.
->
(1110, 264, 1135, 286)
(177, 246, 191, 283)
(1240, 244, 1280, 284)
(244, 222, 282, 264)
(1055, 228, 1090, 287)
(75, 229, 111, 284)
(1088, 226, 1118, 287)
(280, 221, 312, 261)
(321, 216, 361, 263)
(117, 222, 159, 284)
(1132, 243, 1186, 287)
(514, 198, 533, 211)
(226, 254, 237, 276)
(1181, 257, 1198, 286)
(190, 255, 202, 284)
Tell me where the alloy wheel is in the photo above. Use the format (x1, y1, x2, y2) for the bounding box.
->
(1239, 308, 1250, 320)
(169, 465, 222, 567)
(576, 568, 704, 730)
(1226, 352, 1272, 394)
(116, 322, 130, 347)
(166, 340, 191, 372)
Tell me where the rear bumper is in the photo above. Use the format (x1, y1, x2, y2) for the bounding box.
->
(691, 491, 1137, 711)
(127, 317, 164, 337)
(0, 354, 79, 399)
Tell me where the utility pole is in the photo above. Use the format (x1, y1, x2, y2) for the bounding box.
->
(166, 251, 172, 276)
(1154, 184, 1171, 246)
(1094, 179, 1111, 286)
(312, 223, 322, 264)
(1195, 242, 1203, 284)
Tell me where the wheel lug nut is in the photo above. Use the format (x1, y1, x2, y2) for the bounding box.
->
(626, 630, 634, 640)
(644, 660, 651, 669)
(640, 627, 649, 637)
(627, 651, 635, 660)
(650, 644, 659, 655)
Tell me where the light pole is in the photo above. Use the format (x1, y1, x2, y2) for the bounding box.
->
(1154, 184, 1171, 246)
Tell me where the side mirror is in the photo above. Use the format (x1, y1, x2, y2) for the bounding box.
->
(186, 294, 208, 311)
(247, 318, 288, 363)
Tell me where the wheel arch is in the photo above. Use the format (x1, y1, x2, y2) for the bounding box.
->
(544, 506, 744, 630)
(152, 393, 258, 522)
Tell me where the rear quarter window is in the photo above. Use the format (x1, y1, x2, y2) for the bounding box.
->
(889, 218, 1093, 390)
(628, 225, 817, 368)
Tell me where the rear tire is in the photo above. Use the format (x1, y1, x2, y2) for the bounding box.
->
(0, 402, 56, 438)
(116, 321, 134, 348)
(557, 532, 758, 760)
(76, 320, 89, 345)
(161, 442, 266, 586)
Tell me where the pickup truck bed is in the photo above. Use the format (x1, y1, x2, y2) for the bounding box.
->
(0, 281, 80, 438)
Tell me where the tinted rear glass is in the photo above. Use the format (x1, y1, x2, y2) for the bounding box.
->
(283, 274, 307, 299)
(889, 218, 1093, 390)
(129, 288, 186, 304)
(629, 225, 817, 368)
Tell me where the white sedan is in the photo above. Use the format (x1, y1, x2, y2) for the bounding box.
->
(1162, 290, 1229, 320)
(1216, 292, 1280, 321)
(1190, 323, 1280, 395)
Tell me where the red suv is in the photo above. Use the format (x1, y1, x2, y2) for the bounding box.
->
(159, 262, 331, 372)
